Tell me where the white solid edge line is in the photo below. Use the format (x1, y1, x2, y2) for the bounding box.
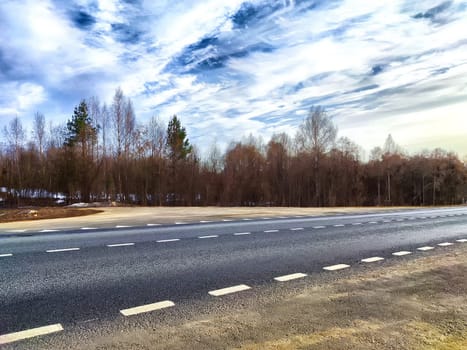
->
(437, 242, 453, 246)
(107, 243, 135, 247)
(198, 235, 219, 239)
(0, 324, 63, 345)
(234, 232, 251, 236)
(392, 251, 412, 256)
(46, 248, 80, 253)
(274, 273, 307, 282)
(264, 230, 279, 233)
(120, 300, 175, 316)
(157, 239, 180, 243)
(290, 228, 304, 231)
(361, 257, 384, 263)
(417, 246, 434, 251)
(0, 253, 13, 257)
(208, 284, 251, 296)
(456, 239, 467, 243)
(323, 264, 350, 271)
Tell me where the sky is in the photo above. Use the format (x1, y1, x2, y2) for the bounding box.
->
(1, 0, 466, 156)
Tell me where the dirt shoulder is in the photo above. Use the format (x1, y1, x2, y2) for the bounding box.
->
(0, 205, 430, 230)
(77, 245, 467, 350)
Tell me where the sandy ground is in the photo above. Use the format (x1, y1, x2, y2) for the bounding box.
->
(0, 206, 420, 230)
(44, 245, 467, 350)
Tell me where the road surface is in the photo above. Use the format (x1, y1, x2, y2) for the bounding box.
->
(1, 207, 466, 347)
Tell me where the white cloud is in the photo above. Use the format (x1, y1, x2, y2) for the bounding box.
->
(1, 0, 467, 156)
(0, 82, 46, 118)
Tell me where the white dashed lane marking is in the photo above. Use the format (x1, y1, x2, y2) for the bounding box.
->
(146, 224, 160, 226)
(199, 221, 212, 223)
(157, 239, 180, 243)
(323, 264, 350, 271)
(120, 300, 175, 316)
(352, 223, 362, 225)
(392, 251, 412, 256)
(107, 243, 135, 247)
(198, 235, 218, 239)
(264, 229, 279, 233)
(456, 239, 467, 243)
(233, 232, 251, 236)
(7, 229, 27, 233)
(0, 324, 63, 345)
(115, 225, 131, 228)
(242, 218, 252, 221)
(80, 227, 97, 230)
(417, 246, 434, 251)
(40, 229, 60, 233)
(333, 224, 345, 227)
(174, 222, 186, 225)
(368, 221, 378, 224)
(437, 242, 453, 247)
(208, 284, 251, 296)
(0, 253, 13, 258)
(46, 248, 80, 253)
(274, 273, 307, 282)
(313, 226, 326, 229)
(290, 228, 304, 231)
(222, 219, 233, 222)
(361, 257, 384, 263)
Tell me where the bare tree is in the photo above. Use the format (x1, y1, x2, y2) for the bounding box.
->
(296, 106, 337, 206)
(3, 117, 26, 205)
(32, 112, 46, 155)
(111, 87, 125, 201)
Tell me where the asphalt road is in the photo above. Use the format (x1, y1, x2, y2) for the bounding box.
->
(1, 207, 467, 346)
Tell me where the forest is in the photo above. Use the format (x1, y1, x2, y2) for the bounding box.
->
(1, 88, 466, 207)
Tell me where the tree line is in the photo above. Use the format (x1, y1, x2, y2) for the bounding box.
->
(1, 89, 466, 207)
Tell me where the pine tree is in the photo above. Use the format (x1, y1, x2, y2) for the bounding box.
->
(165, 115, 192, 204)
(64, 100, 98, 203)
(166, 115, 192, 161)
